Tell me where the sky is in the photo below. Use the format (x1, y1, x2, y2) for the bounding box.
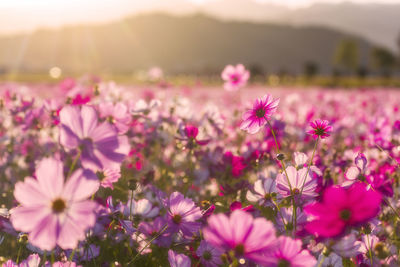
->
(0, 0, 399, 34)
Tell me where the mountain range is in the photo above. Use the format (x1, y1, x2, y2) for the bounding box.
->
(0, 13, 373, 75)
(1, 0, 399, 51)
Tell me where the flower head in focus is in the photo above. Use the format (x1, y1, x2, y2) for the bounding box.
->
(240, 94, 279, 134)
(307, 119, 332, 139)
(10, 158, 99, 250)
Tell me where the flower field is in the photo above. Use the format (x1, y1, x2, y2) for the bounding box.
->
(1, 73, 400, 266)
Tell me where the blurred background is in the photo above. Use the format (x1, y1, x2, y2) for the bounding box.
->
(1, 0, 400, 86)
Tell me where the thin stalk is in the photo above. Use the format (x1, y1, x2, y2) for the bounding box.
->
(67, 149, 81, 178)
(129, 189, 134, 221)
(128, 224, 168, 265)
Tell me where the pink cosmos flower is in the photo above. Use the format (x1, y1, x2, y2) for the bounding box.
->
(98, 168, 121, 189)
(240, 94, 280, 134)
(59, 105, 130, 171)
(221, 64, 250, 91)
(305, 182, 382, 238)
(165, 192, 202, 236)
(203, 209, 277, 265)
(98, 102, 131, 134)
(276, 166, 318, 201)
(246, 178, 277, 207)
(263, 236, 317, 267)
(168, 250, 191, 267)
(10, 158, 99, 250)
(307, 119, 332, 139)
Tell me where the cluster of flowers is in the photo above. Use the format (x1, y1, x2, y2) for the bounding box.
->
(0, 69, 400, 266)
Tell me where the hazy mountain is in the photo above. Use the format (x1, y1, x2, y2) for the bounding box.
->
(1, 1, 398, 51)
(0, 14, 373, 75)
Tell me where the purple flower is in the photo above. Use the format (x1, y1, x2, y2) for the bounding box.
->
(221, 64, 250, 91)
(165, 192, 202, 236)
(203, 209, 277, 265)
(10, 158, 99, 250)
(240, 94, 279, 134)
(276, 166, 318, 201)
(307, 119, 332, 139)
(59, 105, 130, 171)
(138, 217, 171, 247)
(196, 240, 223, 267)
(264, 236, 317, 267)
(168, 250, 191, 267)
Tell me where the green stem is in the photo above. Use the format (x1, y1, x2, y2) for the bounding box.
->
(317, 254, 326, 267)
(67, 149, 81, 178)
(129, 189, 134, 221)
(300, 138, 319, 195)
(366, 234, 373, 267)
(16, 243, 22, 264)
(267, 120, 292, 191)
(128, 224, 168, 265)
(68, 249, 76, 261)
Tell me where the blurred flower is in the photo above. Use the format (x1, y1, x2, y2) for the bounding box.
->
(59, 105, 130, 171)
(203, 209, 277, 265)
(98, 168, 121, 189)
(305, 182, 382, 238)
(221, 64, 250, 91)
(307, 119, 332, 139)
(263, 236, 317, 267)
(240, 94, 279, 134)
(196, 240, 223, 267)
(98, 102, 131, 134)
(10, 158, 99, 250)
(168, 250, 191, 267)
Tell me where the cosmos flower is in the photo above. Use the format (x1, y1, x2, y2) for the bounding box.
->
(138, 217, 171, 247)
(203, 209, 277, 265)
(240, 94, 280, 134)
(246, 178, 277, 207)
(263, 236, 317, 267)
(276, 166, 318, 201)
(98, 168, 121, 189)
(124, 198, 160, 219)
(196, 240, 223, 267)
(177, 124, 210, 148)
(10, 158, 99, 250)
(59, 105, 130, 171)
(307, 119, 332, 139)
(305, 182, 382, 238)
(98, 102, 131, 134)
(221, 64, 250, 91)
(223, 151, 247, 178)
(168, 250, 191, 267)
(165, 192, 202, 236)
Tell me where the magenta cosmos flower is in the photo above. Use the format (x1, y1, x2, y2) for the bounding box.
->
(165, 192, 202, 236)
(307, 119, 332, 139)
(240, 94, 279, 134)
(305, 182, 382, 238)
(203, 209, 277, 265)
(10, 158, 99, 250)
(59, 105, 130, 171)
(263, 236, 317, 267)
(221, 64, 250, 91)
